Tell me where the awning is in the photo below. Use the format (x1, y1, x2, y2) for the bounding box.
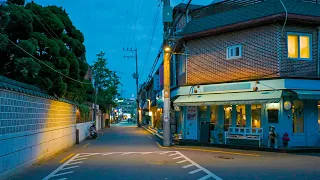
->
(173, 91, 282, 106)
(292, 90, 320, 100)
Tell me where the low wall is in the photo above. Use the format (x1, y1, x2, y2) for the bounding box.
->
(76, 122, 92, 142)
(0, 83, 77, 179)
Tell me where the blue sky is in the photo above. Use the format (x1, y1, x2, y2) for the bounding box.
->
(34, 0, 212, 98)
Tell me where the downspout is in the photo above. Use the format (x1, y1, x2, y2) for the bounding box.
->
(318, 26, 320, 78)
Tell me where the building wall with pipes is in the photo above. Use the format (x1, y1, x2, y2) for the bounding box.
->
(183, 24, 319, 85)
(0, 77, 79, 179)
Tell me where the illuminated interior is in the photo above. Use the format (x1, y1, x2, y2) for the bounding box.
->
(300, 36, 310, 59)
(288, 35, 298, 58)
(288, 34, 311, 59)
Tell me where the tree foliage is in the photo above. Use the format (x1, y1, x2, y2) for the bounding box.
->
(0, 0, 92, 103)
(91, 52, 121, 113)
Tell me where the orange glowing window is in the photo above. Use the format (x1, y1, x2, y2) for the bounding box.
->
(287, 33, 311, 60)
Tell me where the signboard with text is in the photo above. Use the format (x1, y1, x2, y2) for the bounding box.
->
(153, 74, 160, 90)
(186, 106, 198, 140)
(159, 65, 164, 87)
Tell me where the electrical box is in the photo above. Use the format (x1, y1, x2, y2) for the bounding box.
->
(163, 6, 173, 23)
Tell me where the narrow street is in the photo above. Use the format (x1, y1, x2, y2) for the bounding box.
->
(10, 121, 320, 180)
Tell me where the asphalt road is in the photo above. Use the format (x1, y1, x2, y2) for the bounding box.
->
(11, 121, 320, 180)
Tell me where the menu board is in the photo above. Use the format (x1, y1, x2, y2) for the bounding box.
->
(186, 106, 198, 140)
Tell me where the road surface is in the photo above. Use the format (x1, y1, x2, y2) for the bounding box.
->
(11, 121, 320, 180)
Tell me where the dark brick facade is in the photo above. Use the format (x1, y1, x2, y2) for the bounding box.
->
(181, 24, 319, 85)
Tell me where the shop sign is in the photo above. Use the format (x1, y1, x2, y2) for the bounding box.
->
(153, 74, 160, 90)
(186, 106, 198, 140)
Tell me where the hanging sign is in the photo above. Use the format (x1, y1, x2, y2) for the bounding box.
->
(186, 106, 198, 140)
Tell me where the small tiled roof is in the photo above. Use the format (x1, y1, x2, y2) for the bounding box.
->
(0, 76, 76, 105)
(174, 3, 204, 11)
(180, 0, 320, 36)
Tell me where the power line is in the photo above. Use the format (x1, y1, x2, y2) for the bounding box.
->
(0, 33, 92, 85)
(131, 0, 142, 48)
(140, 4, 161, 76)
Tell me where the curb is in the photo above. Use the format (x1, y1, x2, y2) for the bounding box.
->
(141, 126, 163, 139)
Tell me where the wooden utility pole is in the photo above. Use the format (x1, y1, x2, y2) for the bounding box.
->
(162, 0, 172, 147)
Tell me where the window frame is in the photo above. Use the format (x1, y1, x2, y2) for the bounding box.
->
(226, 45, 242, 60)
(287, 32, 312, 61)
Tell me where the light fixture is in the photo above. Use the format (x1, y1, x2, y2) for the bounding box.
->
(164, 46, 171, 52)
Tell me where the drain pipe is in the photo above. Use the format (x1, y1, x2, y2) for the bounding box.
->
(318, 26, 320, 78)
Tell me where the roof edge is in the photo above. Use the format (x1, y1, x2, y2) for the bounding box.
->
(182, 13, 320, 40)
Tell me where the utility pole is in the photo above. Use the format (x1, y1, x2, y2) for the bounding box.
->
(123, 46, 140, 127)
(162, 0, 172, 147)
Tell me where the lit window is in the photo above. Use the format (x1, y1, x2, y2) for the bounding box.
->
(287, 33, 312, 60)
(227, 45, 242, 60)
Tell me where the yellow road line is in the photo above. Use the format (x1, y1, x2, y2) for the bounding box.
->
(83, 143, 90, 148)
(59, 153, 75, 163)
(155, 142, 260, 157)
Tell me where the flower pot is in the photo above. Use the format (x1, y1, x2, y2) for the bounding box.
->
(283, 141, 289, 148)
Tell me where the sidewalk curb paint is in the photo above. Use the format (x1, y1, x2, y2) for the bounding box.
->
(59, 153, 75, 163)
(142, 126, 163, 139)
(156, 142, 260, 157)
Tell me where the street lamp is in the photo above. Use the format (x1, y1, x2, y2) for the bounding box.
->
(164, 46, 171, 53)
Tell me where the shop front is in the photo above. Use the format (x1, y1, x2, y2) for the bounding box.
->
(172, 81, 320, 147)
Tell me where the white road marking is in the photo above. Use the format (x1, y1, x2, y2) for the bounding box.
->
(42, 154, 80, 180)
(71, 158, 87, 161)
(198, 174, 213, 180)
(189, 169, 202, 174)
(53, 171, 74, 177)
(173, 156, 183, 159)
(67, 161, 83, 166)
(177, 160, 188, 164)
(43, 151, 221, 180)
(169, 153, 179, 156)
(61, 166, 80, 171)
(142, 152, 153, 155)
(183, 164, 194, 168)
(177, 152, 222, 180)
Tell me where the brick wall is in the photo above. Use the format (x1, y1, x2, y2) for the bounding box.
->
(0, 89, 77, 179)
(186, 24, 280, 85)
(280, 25, 319, 78)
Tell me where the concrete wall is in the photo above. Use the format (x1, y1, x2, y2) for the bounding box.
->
(0, 89, 77, 179)
(76, 122, 92, 142)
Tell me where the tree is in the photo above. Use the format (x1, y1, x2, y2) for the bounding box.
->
(0, 0, 92, 104)
(91, 51, 121, 113)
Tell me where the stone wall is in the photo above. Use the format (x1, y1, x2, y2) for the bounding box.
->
(0, 87, 77, 179)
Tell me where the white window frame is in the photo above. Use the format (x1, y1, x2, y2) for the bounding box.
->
(287, 32, 312, 61)
(226, 45, 242, 60)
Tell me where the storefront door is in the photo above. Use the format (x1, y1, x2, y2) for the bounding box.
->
(186, 106, 198, 140)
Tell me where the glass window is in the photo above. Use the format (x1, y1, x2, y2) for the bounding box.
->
(267, 103, 280, 123)
(287, 33, 312, 60)
(252, 104, 261, 128)
(199, 106, 207, 122)
(292, 100, 304, 133)
(179, 55, 186, 75)
(227, 45, 242, 60)
(224, 105, 232, 131)
(236, 105, 246, 127)
(210, 105, 218, 130)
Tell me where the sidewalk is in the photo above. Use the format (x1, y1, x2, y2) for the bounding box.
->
(141, 125, 320, 154)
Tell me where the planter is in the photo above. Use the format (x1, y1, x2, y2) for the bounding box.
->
(283, 141, 289, 148)
(210, 138, 215, 144)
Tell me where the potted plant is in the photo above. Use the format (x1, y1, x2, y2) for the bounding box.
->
(174, 133, 179, 141)
(282, 132, 290, 148)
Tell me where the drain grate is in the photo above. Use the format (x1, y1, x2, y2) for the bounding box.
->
(215, 156, 234, 160)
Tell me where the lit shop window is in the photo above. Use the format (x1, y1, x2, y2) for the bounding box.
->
(224, 105, 232, 131)
(236, 105, 246, 127)
(210, 105, 218, 130)
(287, 33, 312, 60)
(251, 104, 262, 128)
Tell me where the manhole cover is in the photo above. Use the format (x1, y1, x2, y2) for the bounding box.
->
(215, 156, 234, 160)
(148, 160, 168, 165)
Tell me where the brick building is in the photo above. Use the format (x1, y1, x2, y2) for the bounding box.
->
(141, 0, 320, 148)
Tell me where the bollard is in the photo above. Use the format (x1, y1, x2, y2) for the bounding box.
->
(76, 129, 79, 144)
